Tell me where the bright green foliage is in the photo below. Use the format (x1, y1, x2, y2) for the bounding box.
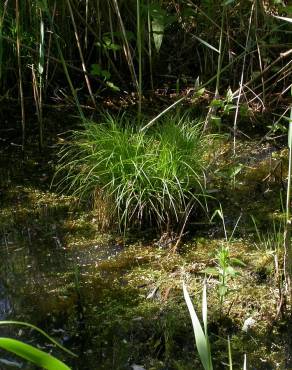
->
(215, 245, 242, 304)
(56, 114, 209, 231)
(203, 245, 245, 306)
(183, 283, 248, 369)
(0, 338, 71, 370)
(183, 282, 213, 370)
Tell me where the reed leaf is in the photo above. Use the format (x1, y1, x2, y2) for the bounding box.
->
(183, 282, 213, 370)
(0, 338, 71, 370)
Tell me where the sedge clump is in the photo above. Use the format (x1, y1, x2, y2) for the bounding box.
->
(55, 113, 211, 232)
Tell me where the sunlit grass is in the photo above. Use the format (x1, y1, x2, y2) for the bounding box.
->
(55, 113, 210, 231)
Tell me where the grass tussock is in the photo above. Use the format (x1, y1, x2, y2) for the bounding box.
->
(55, 113, 211, 231)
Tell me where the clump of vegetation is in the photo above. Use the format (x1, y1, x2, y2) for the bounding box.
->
(55, 113, 210, 231)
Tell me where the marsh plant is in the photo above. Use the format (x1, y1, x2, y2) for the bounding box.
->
(203, 245, 244, 309)
(183, 282, 247, 370)
(0, 321, 74, 370)
(183, 281, 213, 370)
(205, 208, 245, 307)
(55, 113, 210, 232)
(216, 246, 243, 306)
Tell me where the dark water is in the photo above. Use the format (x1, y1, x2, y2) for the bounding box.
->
(0, 120, 145, 370)
(0, 235, 125, 369)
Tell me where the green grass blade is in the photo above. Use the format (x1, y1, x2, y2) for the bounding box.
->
(243, 354, 247, 370)
(0, 338, 71, 370)
(193, 35, 219, 53)
(228, 336, 233, 370)
(202, 280, 207, 336)
(273, 15, 292, 23)
(289, 106, 292, 149)
(38, 17, 45, 75)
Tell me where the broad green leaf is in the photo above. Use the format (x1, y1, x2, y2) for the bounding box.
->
(0, 338, 71, 370)
(223, 104, 236, 114)
(183, 283, 213, 370)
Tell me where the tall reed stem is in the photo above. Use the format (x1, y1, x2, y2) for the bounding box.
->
(0, 1, 8, 83)
(233, 1, 255, 156)
(15, 0, 25, 148)
(284, 96, 292, 307)
(112, 0, 138, 91)
(137, 0, 142, 119)
(67, 0, 96, 109)
(38, 7, 44, 149)
(41, 0, 85, 119)
(147, 1, 154, 90)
